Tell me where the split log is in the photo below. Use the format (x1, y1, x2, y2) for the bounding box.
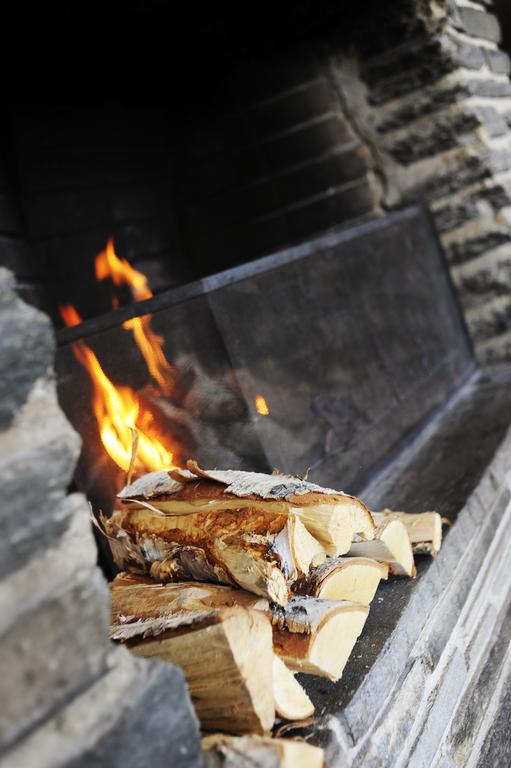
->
(110, 595, 274, 734)
(272, 656, 314, 721)
(293, 557, 388, 605)
(376, 510, 443, 556)
(107, 462, 375, 604)
(110, 576, 313, 727)
(202, 734, 324, 768)
(271, 596, 368, 681)
(349, 514, 415, 576)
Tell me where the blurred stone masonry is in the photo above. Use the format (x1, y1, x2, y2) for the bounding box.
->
(0, 267, 201, 768)
(330, 0, 511, 363)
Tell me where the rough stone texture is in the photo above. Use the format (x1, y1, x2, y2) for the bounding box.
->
(0, 568, 110, 749)
(457, 7, 501, 42)
(0, 268, 53, 430)
(328, 0, 511, 361)
(0, 269, 201, 765)
(1, 652, 201, 768)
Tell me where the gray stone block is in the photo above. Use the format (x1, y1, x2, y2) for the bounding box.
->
(464, 77, 511, 98)
(433, 199, 481, 234)
(0, 379, 81, 578)
(0, 652, 201, 768)
(474, 663, 511, 767)
(447, 602, 511, 765)
(388, 108, 507, 166)
(408, 649, 468, 766)
(402, 148, 511, 202)
(456, 258, 511, 309)
(458, 8, 501, 43)
(446, 230, 511, 265)
(0, 268, 54, 430)
(0, 568, 110, 751)
(367, 41, 460, 105)
(485, 48, 511, 75)
(0, 494, 99, 635)
(356, 656, 428, 768)
(468, 300, 511, 342)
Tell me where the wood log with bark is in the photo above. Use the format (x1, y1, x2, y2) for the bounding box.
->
(292, 556, 389, 605)
(109, 575, 314, 730)
(348, 513, 416, 576)
(202, 734, 325, 768)
(271, 596, 368, 681)
(105, 461, 375, 605)
(376, 510, 443, 556)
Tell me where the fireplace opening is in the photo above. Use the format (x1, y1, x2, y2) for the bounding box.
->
(4, 2, 511, 766)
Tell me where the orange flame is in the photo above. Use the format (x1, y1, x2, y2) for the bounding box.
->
(255, 394, 270, 416)
(59, 239, 179, 476)
(96, 238, 174, 393)
(60, 304, 82, 328)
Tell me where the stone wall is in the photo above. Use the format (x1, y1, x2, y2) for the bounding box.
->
(331, 0, 511, 363)
(0, 266, 201, 768)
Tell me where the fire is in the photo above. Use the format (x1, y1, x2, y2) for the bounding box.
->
(255, 394, 270, 416)
(59, 238, 179, 476)
(95, 238, 152, 301)
(60, 304, 82, 327)
(96, 238, 174, 393)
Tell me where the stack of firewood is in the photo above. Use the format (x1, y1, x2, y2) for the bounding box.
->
(105, 461, 443, 766)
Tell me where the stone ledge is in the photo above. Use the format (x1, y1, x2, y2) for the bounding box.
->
(0, 568, 110, 752)
(294, 366, 511, 766)
(0, 494, 99, 635)
(0, 650, 201, 768)
(0, 268, 54, 431)
(0, 377, 81, 579)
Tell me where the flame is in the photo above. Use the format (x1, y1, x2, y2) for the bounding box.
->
(95, 238, 152, 301)
(255, 394, 270, 416)
(60, 304, 82, 328)
(96, 238, 174, 392)
(59, 238, 179, 476)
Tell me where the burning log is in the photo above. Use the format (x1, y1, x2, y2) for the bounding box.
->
(202, 734, 325, 768)
(110, 576, 314, 728)
(106, 462, 375, 604)
(348, 513, 416, 576)
(271, 596, 368, 681)
(376, 510, 443, 556)
(293, 557, 389, 605)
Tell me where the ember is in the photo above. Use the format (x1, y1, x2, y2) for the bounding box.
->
(255, 394, 270, 416)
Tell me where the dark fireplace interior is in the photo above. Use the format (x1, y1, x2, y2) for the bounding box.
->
(4, 2, 511, 766)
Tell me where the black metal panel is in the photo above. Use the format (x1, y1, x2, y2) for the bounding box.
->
(207, 206, 473, 489)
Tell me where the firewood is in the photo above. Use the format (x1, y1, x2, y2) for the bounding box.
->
(107, 463, 375, 604)
(202, 734, 325, 768)
(376, 509, 443, 556)
(110, 593, 274, 734)
(119, 461, 375, 554)
(272, 656, 314, 721)
(271, 596, 368, 681)
(293, 556, 388, 605)
(348, 514, 415, 576)
(110, 576, 313, 725)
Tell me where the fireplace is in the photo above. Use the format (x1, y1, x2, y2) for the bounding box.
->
(3, 2, 511, 767)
